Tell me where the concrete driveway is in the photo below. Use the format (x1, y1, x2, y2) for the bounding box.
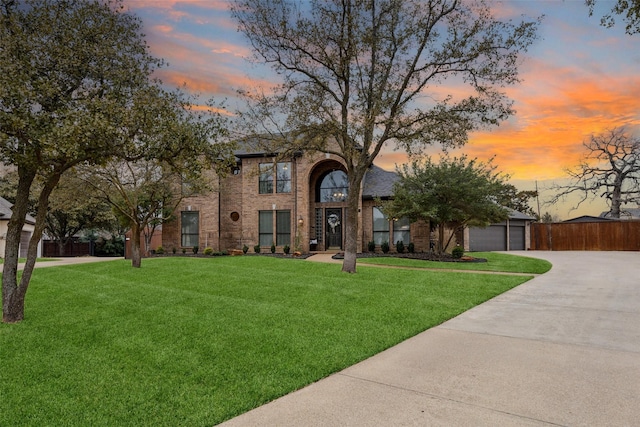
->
(221, 251, 640, 426)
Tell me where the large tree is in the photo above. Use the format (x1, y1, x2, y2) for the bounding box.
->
(550, 127, 640, 218)
(586, 0, 640, 34)
(231, 0, 540, 272)
(82, 88, 233, 268)
(381, 155, 510, 254)
(0, 0, 162, 323)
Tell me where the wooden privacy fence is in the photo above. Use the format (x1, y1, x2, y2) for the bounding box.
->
(531, 221, 640, 251)
(42, 240, 92, 257)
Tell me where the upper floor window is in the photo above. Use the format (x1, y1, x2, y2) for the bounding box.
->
(259, 163, 273, 194)
(276, 162, 291, 193)
(259, 162, 291, 194)
(317, 170, 348, 202)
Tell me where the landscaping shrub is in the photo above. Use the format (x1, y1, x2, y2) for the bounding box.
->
(193, 246, 199, 255)
(381, 241, 390, 254)
(156, 246, 165, 254)
(408, 242, 415, 253)
(94, 235, 124, 256)
(254, 244, 261, 254)
(396, 241, 404, 254)
(452, 246, 464, 259)
(367, 240, 376, 252)
(270, 243, 276, 254)
(242, 244, 249, 254)
(182, 248, 186, 254)
(203, 247, 214, 256)
(172, 247, 177, 254)
(283, 244, 290, 255)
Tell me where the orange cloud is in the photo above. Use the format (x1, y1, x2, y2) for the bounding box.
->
(458, 61, 640, 181)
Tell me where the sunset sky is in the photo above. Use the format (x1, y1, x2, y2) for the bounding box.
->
(124, 0, 640, 220)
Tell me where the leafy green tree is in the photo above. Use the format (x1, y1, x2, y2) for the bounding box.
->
(381, 155, 510, 254)
(586, 0, 640, 34)
(497, 184, 539, 220)
(45, 172, 117, 256)
(230, 0, 540, 272)
(1, 170, 117, 256)
(0, 0, 162, 323)
(81, 88, 233, 268)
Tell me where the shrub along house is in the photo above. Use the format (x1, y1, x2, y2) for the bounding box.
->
(162, 144, 532, 254)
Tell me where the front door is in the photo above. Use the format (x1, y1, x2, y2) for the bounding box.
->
(326, 208, 342, 249)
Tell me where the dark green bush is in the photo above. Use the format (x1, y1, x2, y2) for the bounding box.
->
(203, 247, 214, 256)
(94, 235, 124, 256)
(242, 244, 249, 254)
(408, 242, 415, 253)
(172, 247, 177, 254)
(270, 243, 276, 254)
(367, 240, 376, 252)
(283, 244, 290, 255)
(182, 248, 186, 254)
(254, 244, 261, 254)
(452, 246, 464, 259)
(192, 246, 199, 255)
(156, 246, 165, 255)
(396, 241, 404, 254)
(381, 241, 390, 254)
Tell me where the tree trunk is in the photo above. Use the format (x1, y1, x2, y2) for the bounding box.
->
(341, 170, 364, 273)
(610, 178, 622, 218)
(2, 168, 60, 323)
(130, 222, 142, 268)
(438, 223, 446, 254)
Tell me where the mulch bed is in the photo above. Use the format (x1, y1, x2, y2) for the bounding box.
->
(331, 252, 487, 263)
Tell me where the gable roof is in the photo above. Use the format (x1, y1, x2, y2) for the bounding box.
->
(507, 208, 535, 221)
(0, 196, 36, 224)
(564, 215, 614, 223)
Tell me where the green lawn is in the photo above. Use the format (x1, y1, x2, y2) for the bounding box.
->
(1, 256, 538, 426)
(358, 251, 552, 274)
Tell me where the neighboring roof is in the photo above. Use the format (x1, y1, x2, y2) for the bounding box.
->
(564, 215, 614, 223)
(506, 208, 536, 221)
(362, 164, 399, 199)
(600, 208, 640, 220)
(0, 196, 36, 224)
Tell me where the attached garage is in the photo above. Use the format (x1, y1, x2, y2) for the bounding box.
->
(466, 210, 533, 252)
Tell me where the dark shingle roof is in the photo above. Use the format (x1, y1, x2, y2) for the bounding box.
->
(507, 208, 535, 221)
(0, 196, 36, 224)
(362, 165, 399, 199)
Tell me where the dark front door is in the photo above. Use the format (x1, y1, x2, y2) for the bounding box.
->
(326, 208, 342, 249)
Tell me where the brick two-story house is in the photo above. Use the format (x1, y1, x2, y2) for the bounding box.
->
(162, 141, 533, 254)
(162, 146, 433, 254)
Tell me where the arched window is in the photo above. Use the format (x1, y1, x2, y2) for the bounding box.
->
(316, 170, 348, 202)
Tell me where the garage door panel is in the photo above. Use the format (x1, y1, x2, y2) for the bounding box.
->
(509, 225, 526, 250)
(469, 226, 506, 251)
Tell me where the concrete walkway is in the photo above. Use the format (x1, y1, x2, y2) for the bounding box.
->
(17, 256, 122, 271)
(221, 251, 640, 426)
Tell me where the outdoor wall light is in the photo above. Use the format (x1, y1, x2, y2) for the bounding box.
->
(298, 216, 304, 226)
